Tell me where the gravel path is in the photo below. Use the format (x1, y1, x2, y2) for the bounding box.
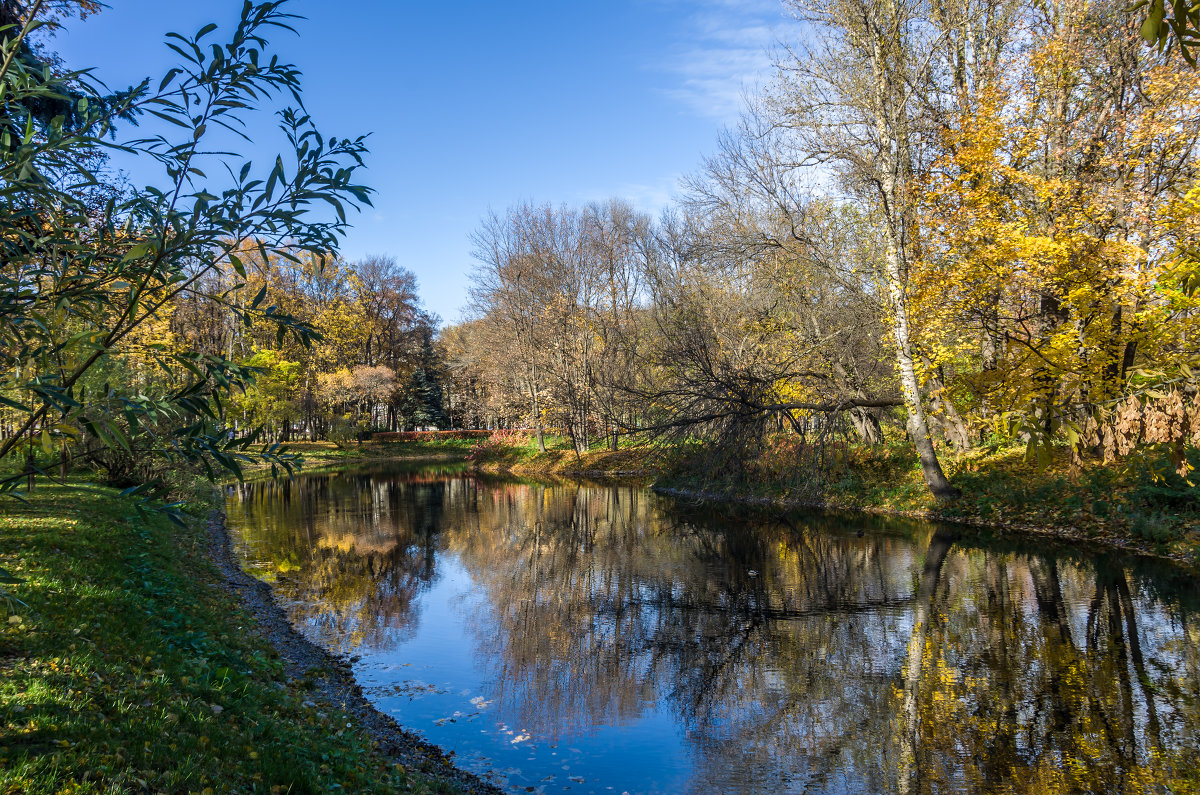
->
(204, 509, 504, 795)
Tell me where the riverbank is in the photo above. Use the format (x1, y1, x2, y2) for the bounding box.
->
(469, 438, 1200, 568)
(205, 507, 500, 795)
(0, 481, 490, 794)
(223, 439, 474, 484)
(254, 439, 475, 472)
(468, 444, 656, 481)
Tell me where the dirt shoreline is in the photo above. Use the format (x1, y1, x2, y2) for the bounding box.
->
(203, 508, 503, 795)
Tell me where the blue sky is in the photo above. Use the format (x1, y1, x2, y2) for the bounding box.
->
(55, 1, 796, 323)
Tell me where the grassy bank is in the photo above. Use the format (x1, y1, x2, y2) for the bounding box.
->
(0, 481, 456, 794)
(290, 438, 475, 461)
(465, 435, 657, 480)
(468, 434, 1200, 566)
(324, 438, 476, 457)
(229, 438, 475, 480)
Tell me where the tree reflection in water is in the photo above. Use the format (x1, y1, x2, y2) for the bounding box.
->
(226, 464, 1200, 794)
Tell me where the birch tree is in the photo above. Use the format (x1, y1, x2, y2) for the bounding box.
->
(772, 0, 956, 497)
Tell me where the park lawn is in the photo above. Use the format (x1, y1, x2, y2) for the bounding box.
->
(0, 481, 453, 794)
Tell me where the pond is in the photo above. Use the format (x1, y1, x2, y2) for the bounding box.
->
(225, 462, 1200, 794)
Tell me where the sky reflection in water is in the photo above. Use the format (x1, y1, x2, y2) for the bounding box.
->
(225, 463, 1200, 794)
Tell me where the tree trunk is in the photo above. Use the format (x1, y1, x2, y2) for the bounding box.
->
(927, 370, 971, 452)
(848, 407, 883, 444)
(576, 410, 589, 454)
(527, 369, 546, 453)
(883, 231, 956, 499)
(868, 10, 956, 501)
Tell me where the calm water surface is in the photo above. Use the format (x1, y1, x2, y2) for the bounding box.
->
(225, 463, 1200, 794)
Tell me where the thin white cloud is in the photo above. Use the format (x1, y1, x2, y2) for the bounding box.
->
(576, 175, 680, 217)
(617, 178, 679, 214)
(651, 0, 797, 121)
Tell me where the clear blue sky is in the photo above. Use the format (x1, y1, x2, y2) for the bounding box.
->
(55, 1, 795, 324)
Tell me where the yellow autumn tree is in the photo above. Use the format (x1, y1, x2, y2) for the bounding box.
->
(913, 24, 1200, 460)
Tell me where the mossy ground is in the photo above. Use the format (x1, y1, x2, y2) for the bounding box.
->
(789, 440, 1200, 562)
(0, 481, 456, 794)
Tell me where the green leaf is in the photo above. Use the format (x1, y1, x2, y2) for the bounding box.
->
(122, 241, 154, 262)
(1141, 15, 1160, 43)
(0, 395, 31, 412)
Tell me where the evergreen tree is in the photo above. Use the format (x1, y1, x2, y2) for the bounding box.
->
(397, 321, 448, 430)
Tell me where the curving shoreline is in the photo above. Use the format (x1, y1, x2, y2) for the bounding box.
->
(647, 484, 1199, 569)
(204, 507, 503, 795)
(468, 455, 1197, 570)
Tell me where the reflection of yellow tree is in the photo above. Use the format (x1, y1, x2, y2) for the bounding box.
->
(225, 466, 469, 653)
(895, 550, 1200, 793)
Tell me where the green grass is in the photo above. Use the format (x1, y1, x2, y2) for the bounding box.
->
(0, 482, 456, 794)
(294, 438, 478, 460)
(467, 433, 660, 476)
(367, 438, 480, 455)
(220, 438, 478, 481)
(252, 432, 643, 473)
